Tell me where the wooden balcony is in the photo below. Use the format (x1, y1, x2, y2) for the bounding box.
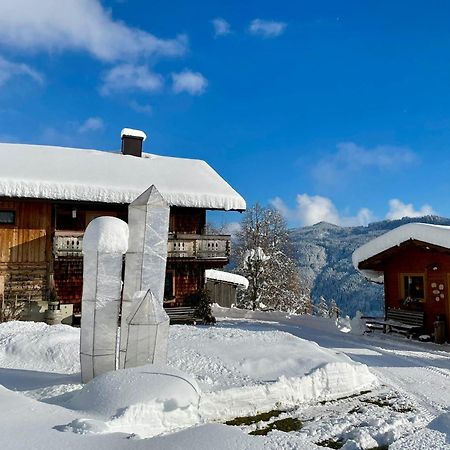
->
(53, 231, 84, 257)
(167, 233, 230, 260)
(53, 231, 231, 261)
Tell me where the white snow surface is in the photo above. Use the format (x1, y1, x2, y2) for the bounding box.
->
(121, 128, 147, 141)
(0, 143, 246, 210)
(82, 216, 129, 254)
(205, 269, 249, 288)
(3, 309, 450, 448)
(352, 222, 450, 282)
(0, 317, 377, 447)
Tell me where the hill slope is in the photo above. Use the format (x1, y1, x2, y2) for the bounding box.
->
(289, 215, 450, 316)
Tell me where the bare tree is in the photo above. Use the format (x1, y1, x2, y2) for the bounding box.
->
(234, 204, 311, 313)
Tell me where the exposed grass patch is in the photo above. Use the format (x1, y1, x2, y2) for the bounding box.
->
(317, 439, 344, 449)
(319, 390, 372, 405)
(249, 418, 303, 435)
(317, 441, 388, 450)
(361, 396, 413, 413)
(225, 409, 283, 426)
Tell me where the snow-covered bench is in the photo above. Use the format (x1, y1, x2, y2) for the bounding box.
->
(165, 307, 202, 325)
(365, 308, 424, 338)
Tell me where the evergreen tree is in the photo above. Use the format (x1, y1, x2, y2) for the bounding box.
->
(316, 296, 329, 317)
(329, 299, 340, 318)
(190, 288, 216, 324)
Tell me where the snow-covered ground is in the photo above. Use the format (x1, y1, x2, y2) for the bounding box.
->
(1, 309, 450, 449)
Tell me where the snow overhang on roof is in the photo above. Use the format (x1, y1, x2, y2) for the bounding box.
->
(0, 143, 246, 211)
(352, 223, 450, 283)
(205, 269, 249, 289)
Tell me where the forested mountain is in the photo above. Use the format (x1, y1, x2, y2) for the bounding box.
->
(289, 215, 450, 317)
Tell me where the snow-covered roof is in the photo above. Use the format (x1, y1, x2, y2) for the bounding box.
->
(352, 223, 450, 283)
(205, 269, 249, 289)
(0, 143, 246, 211)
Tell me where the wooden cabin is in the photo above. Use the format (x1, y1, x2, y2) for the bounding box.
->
(0, 130, 246, 322)
(353, 223, 450, 339)
(205, 269, 248, 308)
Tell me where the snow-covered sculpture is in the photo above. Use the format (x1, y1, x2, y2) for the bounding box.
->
(119, 185, 170, 368)
(80, 217, 129, 383)
(122, 290, 170, 368)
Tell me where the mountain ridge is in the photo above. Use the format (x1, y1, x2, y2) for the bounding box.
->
(289, 215, 450, 316)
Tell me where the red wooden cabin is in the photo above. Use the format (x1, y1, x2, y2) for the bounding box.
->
(353, 223, 450, 339)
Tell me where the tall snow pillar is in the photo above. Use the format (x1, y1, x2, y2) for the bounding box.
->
(80, 217, 129, 383)
(119, 185, 170, 368)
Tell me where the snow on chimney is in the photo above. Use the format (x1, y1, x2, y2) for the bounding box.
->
(121, 128, 147, 157)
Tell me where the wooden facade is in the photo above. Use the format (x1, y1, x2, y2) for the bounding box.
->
(0, 198, 231, 320)
(0, 199, 52, 304)
(358, 239, 450, 339)
(205, 280, 238, 308)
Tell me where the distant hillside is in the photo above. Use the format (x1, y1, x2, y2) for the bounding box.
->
(289, 215, 450, 317)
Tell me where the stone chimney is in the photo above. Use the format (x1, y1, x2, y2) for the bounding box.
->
(121, 128, 147, 157)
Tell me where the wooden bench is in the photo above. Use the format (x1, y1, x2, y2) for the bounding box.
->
(165, 307, 202, 325)
(365, 308, 424, 338)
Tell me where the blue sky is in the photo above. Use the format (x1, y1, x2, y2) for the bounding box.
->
(1, 0, 450, 227)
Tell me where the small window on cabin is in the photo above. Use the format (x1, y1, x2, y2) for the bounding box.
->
(403, 275, 425, 301)
(0, 210, 15, 225)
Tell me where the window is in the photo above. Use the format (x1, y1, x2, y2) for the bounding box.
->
(402, 274, 425, 301)
(0, 210, 15, 225)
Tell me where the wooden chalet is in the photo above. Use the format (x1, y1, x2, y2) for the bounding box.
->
(0, 130, 246, 322)
(353, 223, 450, 340)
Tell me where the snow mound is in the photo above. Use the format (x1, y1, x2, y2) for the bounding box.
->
(349, 311, 367, 335)
(200, 361, 377, 421)
(64, 364, 201, 437)
(0, 321, 80, 374)
(83, 216, 129, 253)
(68, 364, 200, 416)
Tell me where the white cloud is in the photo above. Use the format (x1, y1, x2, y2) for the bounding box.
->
(248, 19, 287, 38)
(0, 0, 187, 62)
(385, 199, 435, 220)
(271, 194, 375, 227)
(0, 56, 43, 86)
(78, 117, 104, 133)
(129, 100, 153, 115)
(212, 18, 231, 37)
(171, 69, 208, 95)
(272, 194, 436, 227)
(313, 142, 417, 185)
(101, 64, 164, 95)
(223, 221, 242, 236)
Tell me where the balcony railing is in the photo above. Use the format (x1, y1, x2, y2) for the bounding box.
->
(53, 231, 231, 260)
(167, 234, 230, 260)
(53, 231, 84, 257)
